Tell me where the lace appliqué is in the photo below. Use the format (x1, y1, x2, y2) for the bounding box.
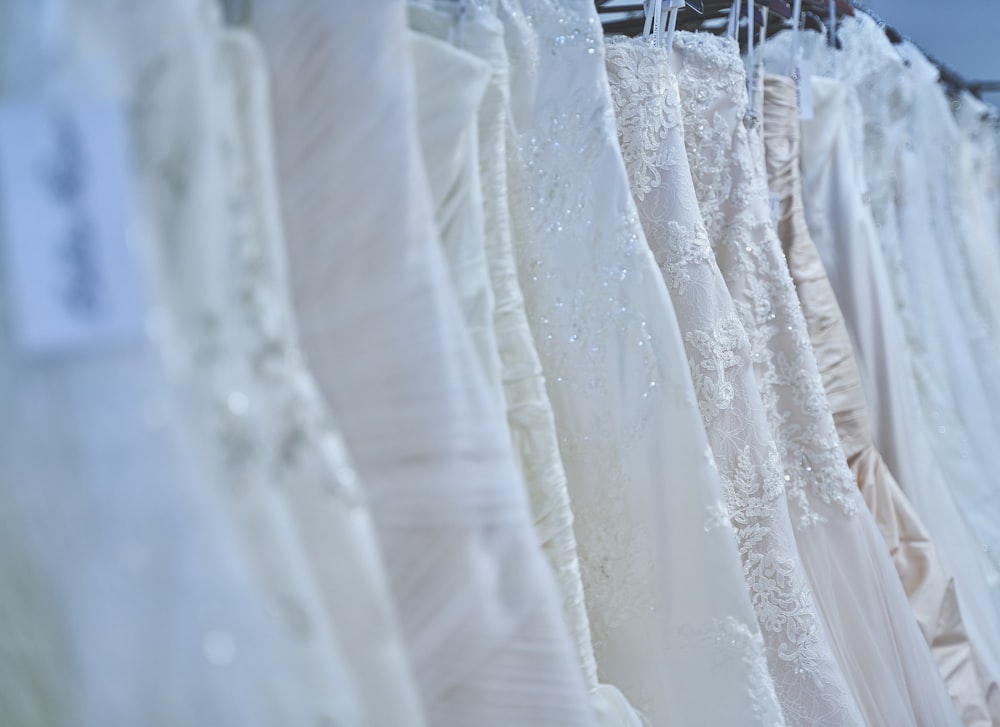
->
(685, 314, 744, 421)
(674, 32, 858, 531)
(606, 39, 683, 201)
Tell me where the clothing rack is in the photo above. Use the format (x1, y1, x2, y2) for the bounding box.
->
(597, 0, 1000, 100)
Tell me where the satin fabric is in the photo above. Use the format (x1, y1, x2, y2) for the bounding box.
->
(791, 62, 1000, 719)
(763, 73, 991, 727)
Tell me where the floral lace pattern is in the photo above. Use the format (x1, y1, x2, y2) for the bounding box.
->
(496, 2, 790, 723)
(672, 32, 858, 529)
(607, 35, 859, 727)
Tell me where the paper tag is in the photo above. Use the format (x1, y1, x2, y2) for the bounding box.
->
(769, 191, 781, 227)
(793, 60, 814, 120)
(0, 98, 145, 356)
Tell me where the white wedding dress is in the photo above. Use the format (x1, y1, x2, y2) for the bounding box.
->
(100, 0, 433, 722)
(408, 3, 606, 707)
(762, 68, 991, 725)
(953, 90, 1000, 342)
(771, 25, 1000, 716)
(408, 23, 506, 406)
(605, 34, 828, 727)
(672, 30, 961, 727)
(895, 42, 1000, 563)
(496, 2, 783, 723)
(0, 1, 385, 724)
(253, 1, 596, 724)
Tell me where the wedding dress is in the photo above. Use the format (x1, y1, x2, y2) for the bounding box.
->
(772, 24, 1000, 715)
(220, 26, 430, 725)
(408, 3, 605, 706)
(253, 1, 595, 723)
(801, 20, 1000, 591)
(762, 72, 991, 726)
(409, 24, 506, 405)
(112, 1, 433, 722)
(605, 33, 839, 727)
(494, 2, 783, 722)
(764, 24, 981, 511)
(895, 43, 1000, 558)
(672, 30, 961, 727)
(953, 91, 1000, 345)
(0, 1, 375, 724)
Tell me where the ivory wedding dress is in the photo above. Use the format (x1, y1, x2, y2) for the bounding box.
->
(605, 33, 833, 727)
(771, 24, 1000, 716)
(409, 24, 506, 405)
(801, 21, 1000, 596)
(408, 4, 606, 710)
(953, 91, 1000, 339)
(0, 1, 384, 724)
(895, 42, 1000, 560)
(762, 72, 991, 725)
(253, 1, 595, 724)
(672, 30, 961, 727)
(110, 1, 434, 722)
(495, 2, 784, 722)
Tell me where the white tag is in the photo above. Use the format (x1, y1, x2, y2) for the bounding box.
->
(0, 98, 145, 356)
(793, 59, 814, 120)
(769, 191, 781, 227)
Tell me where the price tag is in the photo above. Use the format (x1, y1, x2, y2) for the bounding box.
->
(0, 98, 145, 356)
(793, 59, 814, 121)
(769, 191, 781, 228)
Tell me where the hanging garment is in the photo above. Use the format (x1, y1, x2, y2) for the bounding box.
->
(772, 24, 1000, 715)
(895, 42, 1000, 571)
(219, 27, 430, 726)
(0, 1, 370, 724)
(606, 33, 823, 727)
(120, 2, 430, 723)
(802, 20, 998, 585)
(407, 4, 606, 710)
(672, 30, 961, 727)
(952, 91, 1000, 347)
(763, 72, 992, 727)
(409, 27, 506, 405)
(253, 0, 595, 724)
(495, 2, 780, 722)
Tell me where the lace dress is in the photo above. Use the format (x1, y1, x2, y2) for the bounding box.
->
(763, 72, 991, 726)
(408, 4, 607, 712)
(672, 31, 961, 727)
(494, 2, 786, 722)
(0, 1, 377, 724)
(605, 34, 828, 727)
(253, 0, 595, 724)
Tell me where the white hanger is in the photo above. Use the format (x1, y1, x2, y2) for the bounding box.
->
(746, 0, 755, 109)
(789, 0, 803, 76)
(644, 0, 685, 56)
